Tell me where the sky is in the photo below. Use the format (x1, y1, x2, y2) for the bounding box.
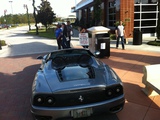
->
(0, 0, 81, 17)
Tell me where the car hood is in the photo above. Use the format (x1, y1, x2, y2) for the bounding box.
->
(43, 63, 119, 93)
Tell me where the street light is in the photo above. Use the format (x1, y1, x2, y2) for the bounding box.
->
(9, 1, 13, 15)
(4, 9, 7, 24)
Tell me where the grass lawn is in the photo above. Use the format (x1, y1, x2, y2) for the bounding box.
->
(27, 27, 56, 39)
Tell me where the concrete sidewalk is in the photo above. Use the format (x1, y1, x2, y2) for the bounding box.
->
(1, 36, 159, 57)
(110, 37, 160, 53)
(0, 25, 159, 57)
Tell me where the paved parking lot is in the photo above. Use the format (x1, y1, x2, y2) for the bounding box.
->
(0, 26, 160, 120)
(0, 53, 120, 120)
(0, 48, 160, 120)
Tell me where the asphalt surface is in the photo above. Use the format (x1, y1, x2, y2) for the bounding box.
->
(0, 26, 159, 120)
(0, 26, 160, 57)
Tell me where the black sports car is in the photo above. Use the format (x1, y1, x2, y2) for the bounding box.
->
(30, 48, 125, 120)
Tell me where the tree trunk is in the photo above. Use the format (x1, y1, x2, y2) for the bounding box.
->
(32, 0, 39, 35)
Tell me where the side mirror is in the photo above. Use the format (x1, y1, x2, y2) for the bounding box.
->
(94, 51, 100, 57)
(37, 56, 43, 60)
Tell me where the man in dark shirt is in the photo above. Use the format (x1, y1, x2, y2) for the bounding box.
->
(66, 21, 73, 48)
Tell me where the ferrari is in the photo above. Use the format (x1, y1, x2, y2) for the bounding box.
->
(30, 48, 125, 120)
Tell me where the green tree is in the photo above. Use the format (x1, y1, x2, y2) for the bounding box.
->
(37, 0, 56, 31)
(0, 13, 35, 25)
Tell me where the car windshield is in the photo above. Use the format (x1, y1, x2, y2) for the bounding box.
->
(57, 66, 95, 81)
(49, 49, 93, 59)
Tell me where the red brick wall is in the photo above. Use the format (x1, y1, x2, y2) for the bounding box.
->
(120, 0, 134, 38)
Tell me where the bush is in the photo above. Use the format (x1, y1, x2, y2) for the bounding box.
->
(0, 40, 7, 46)
(147, 40, 160, 46)
(110, 34, 116, 40)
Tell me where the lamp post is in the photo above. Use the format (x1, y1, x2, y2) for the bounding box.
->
(4, 9, 7, 24)
(24, 4, 31, 30)
(9, 1, 13, 15)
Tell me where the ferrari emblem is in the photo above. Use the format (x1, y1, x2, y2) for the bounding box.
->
(79, 95, 84, 102)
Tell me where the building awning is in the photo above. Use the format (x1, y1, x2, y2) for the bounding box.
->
(75, 0, 94, 10)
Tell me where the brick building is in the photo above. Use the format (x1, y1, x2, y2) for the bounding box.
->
(72, 0, 158, 38)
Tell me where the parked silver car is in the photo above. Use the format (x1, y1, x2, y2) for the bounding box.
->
(30, 48, 125, 120)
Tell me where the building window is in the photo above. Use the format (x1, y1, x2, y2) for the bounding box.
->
(142, 0, 157, 4)
(100, 2, 104, 25)
(142, 13, 156, 19)
(134, 1, 158, 33)
(88, 6, 94, 27)
(108, 0, 116, 27)
(83, 9, 87, 25)
(135, 0, 140, 4)
(141, 20, 156, 26)
(135, 0, 157, 4)
(134, 21, 140, 27)
(134, 13, 140, 19)
(135, 6, 140, 11)
(142, 5, 157, 11)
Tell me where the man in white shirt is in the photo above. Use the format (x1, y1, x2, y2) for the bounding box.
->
(115, 21, 125, 50)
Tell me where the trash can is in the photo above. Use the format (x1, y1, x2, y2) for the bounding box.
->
(0, 40, 2, 50)
(87, 26, 110, 58)
(95, 33, 110, 58)
(133, 29, 142, 45)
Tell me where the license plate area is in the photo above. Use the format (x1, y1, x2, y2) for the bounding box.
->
(71, 108, 93, 118)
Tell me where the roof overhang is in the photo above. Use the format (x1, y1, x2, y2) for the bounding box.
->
(75, 0, 94, 11)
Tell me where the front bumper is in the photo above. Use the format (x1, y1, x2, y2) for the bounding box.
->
(31, 95, 125, 120)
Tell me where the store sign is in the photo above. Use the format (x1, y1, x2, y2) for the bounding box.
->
(79, 33, 89, 46)
(125, 18, 130, 22)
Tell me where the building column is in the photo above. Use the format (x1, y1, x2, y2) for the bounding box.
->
(120, 0, 134, 38)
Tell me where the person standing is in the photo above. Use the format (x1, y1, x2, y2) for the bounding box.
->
(55, 24, 62, 50)
(115, 21, 125, 50)
(61, 23, 68, 49)
(80, 26, 89, 48)
(66, 21, 73, 48)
